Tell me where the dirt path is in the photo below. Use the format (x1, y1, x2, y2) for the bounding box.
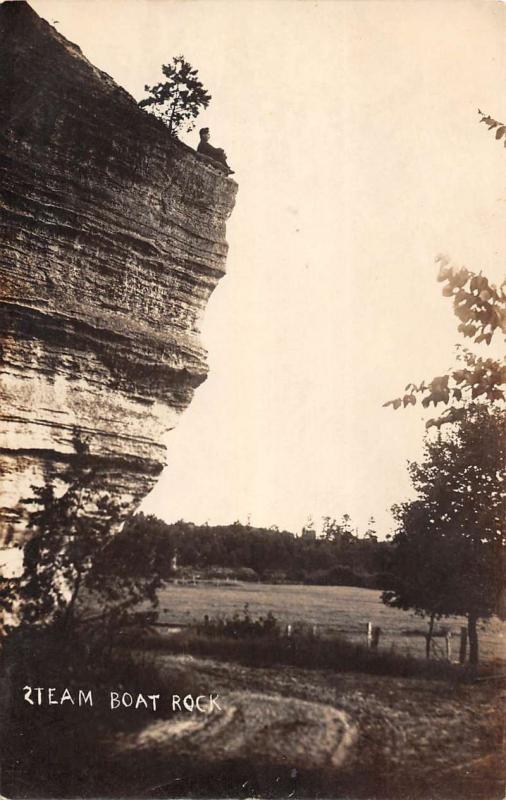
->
(113, 690, 357, 797)
(141, 653, 505, 799)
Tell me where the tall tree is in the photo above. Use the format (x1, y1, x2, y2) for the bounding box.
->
(382, 110, 505, 666)
(383, 405, 505, 666)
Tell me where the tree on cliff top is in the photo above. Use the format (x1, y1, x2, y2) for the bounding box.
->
(138, 56, 211, 136)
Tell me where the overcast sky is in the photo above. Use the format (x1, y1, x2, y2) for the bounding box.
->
(32, 0, 506, 536)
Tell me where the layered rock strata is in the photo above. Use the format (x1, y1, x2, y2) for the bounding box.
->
(0, 1, 237, 543)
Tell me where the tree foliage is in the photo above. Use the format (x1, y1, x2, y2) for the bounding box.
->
(385, 112, 506, 427)
(322, 513, 356, 544)
(382, 406, 505, 665)
(384, 259, 505, 424)
(0, 434, 173, 635)
(138, 56, 211, 136)
(120, 513, 390, 588)
(383, 111, 506, 666)
(479, 109, 506, 147)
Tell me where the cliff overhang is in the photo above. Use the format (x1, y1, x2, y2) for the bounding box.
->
(0, 0, 237, 542)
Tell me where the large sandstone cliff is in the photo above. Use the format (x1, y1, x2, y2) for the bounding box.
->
(0, 1, 237, 543)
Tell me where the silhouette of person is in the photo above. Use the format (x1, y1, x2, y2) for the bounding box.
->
(197, 128, 234, 175)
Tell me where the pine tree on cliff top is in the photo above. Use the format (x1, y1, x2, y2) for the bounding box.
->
(139, 56, 211, 136)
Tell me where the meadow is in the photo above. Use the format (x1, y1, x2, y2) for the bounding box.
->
(156, 582, 506, 662)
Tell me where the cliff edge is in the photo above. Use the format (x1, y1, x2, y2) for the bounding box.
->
(0, 1, 237, 542)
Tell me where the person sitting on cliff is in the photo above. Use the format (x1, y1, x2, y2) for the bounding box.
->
(197, 128, 234, 175)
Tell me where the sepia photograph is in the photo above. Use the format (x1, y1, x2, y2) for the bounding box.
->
(0, 0, 505, 798)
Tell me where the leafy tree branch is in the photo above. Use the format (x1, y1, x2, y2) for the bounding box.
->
(479, 109, 506, 147)
(385, 112, 506, 426)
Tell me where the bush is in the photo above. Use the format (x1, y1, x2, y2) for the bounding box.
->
(195, 605, 280, 639)
(304, 566, 365, 586)
(0, 624, 193, 798)
(204, 566, 259, 582)
(260, 570, 288, 583)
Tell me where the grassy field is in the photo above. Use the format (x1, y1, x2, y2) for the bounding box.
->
(156, 582, 506, 662)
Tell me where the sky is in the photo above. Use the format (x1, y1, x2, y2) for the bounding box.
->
(31, 0, 506, 537)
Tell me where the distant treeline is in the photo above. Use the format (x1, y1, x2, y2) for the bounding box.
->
(122, 513, 393, 588)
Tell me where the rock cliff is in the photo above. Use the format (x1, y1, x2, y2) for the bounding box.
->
(0, 1, 237, 544)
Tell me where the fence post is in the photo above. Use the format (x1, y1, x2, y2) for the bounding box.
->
(366, 622, 373, 648)
(459, 626, 468, 664)
(445, 631, 453, 661)
(371, 626, 381, 650)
